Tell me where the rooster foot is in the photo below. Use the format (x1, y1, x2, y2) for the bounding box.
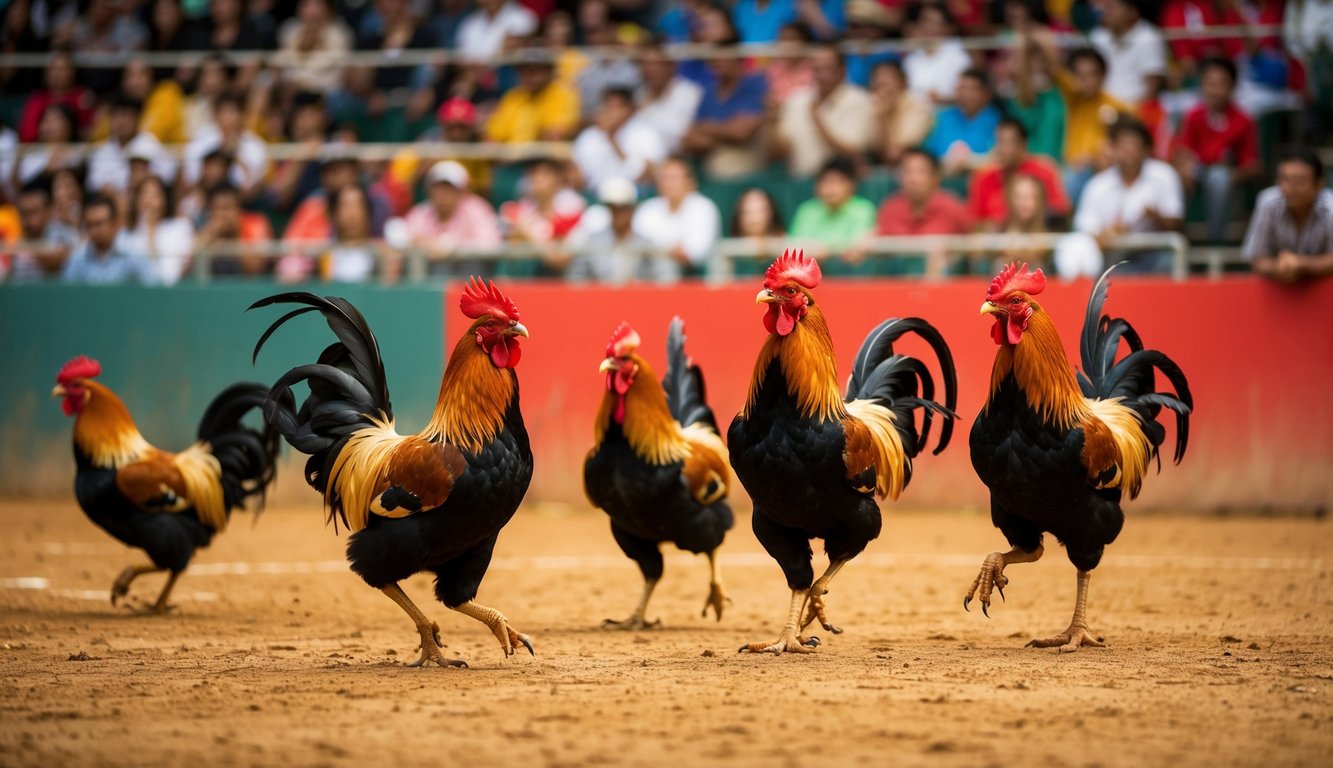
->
(963, 552, 1010, 618)
(800, 592, 843, 634)
(738, 632, 820, 655)
(602, 616, 662, 631)
(491, 621, 535, 658)
(1026, 623, 1105, 654)
(701, 582, 731, 622)
(130, 601, 176, 616)
(408, 621, 469, 668)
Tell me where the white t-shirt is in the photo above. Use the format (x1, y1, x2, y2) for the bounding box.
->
(632, 191, 720, 266)
(903, 39, 972, 101)
(122, 217, 195, 286)
(572, 118, 667, 191)
(182, 127, 270, 189)
(636, 77, 703, 152)
(455, 3, 538, 62)
(1074, 158, 1184, 235)
(1090, 20, 1168, 105)
(777, 83, 875, 177)
(87, 133, 178, 191)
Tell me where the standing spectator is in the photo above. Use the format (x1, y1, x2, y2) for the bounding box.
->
(968, 119, 1070, 230)
(14, 104, 82, 186)
(573, 88, 667, 191)
(123, 176, 195, 286)
(183, 94, 269, 200)
(1243, 149, 1333, 281)
(924, 69, 1003, 174)
(500, 158, 586, 246)
(319, 185, 392, 283)
(902, 3, 972, 103)
(869, 60, 935, 166)
(403, 161, 502, 277)
(18, 51, 93, 142)
(680, 50, 769, 179)
(87, 95, 175, 196)
(875, 148, 974, 275)
(1072, 119, 1184, 273)
(1089, 0, 1167, 106)
(484, 50, 581, 143)
(455, 0, 538, 62)
(565, 178, 673, 284)
(1171, 58, 1261, 243)
(770, 45, 875, 178)
(195, 183, 274, 276)
(1008, 32, 1066, 162)
(632, 158, 721, 270)
(789, 157, 877, 263)
(635, 46, 703, 153)
(62, 196, 157, 285)
(277, 0, 353, 95)
(5, 179, 78, 282)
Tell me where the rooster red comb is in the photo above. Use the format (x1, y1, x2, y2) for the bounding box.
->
(459, 277, 521, 322)
(605, 322, 641, 358)
(57, 355, 101, 384)
(986, 262, 1046, 302)
(763, 249, 822, 293)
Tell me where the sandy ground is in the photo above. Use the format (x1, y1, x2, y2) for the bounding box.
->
(0, 498, 1329, 768)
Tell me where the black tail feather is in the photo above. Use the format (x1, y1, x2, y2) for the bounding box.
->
(196, 383, 286, 514)
(845, 317, 959, 457)
(662, 316, 717, 431)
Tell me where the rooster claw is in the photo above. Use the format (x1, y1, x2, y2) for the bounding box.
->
(963, 595, 972, 612)
(981, 601, 991, 618)
(997, 585, 1006, 602)
(519, 636, 535, 657)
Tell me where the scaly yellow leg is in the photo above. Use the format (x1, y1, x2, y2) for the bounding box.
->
(964, 543, 1045, 616)
(382, 583, 469, 668)
(603, 577, 661, 630)
(801, 559, 848, 634)
(739, 589, 821, 655)
(453, 600, 535, 657)
(1027, 570, 1106, 653)
(701, 549, 731, 621)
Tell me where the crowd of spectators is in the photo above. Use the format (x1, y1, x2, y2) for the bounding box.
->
(0, 0, 1330, 286)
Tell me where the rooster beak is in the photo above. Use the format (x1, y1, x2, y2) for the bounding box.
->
(598, 358, 617, 374)
(51, 384, 66, 398)
(508, 322, 529, 338)
(980, 301, 1002, 316)
(756, 290, 779, 304)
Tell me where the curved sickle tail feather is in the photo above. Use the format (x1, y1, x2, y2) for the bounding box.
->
(662, 316, 718, 431)
(1077, 263, 1193, 469)
(845, 317, 959, 457)
(195, 382, 288, 515)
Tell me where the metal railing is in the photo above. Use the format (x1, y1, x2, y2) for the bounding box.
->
(0, 140, 572, 163)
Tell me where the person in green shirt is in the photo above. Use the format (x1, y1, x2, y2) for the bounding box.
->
(789, 157, 878, 275)
(1008, 34, 1067, 162)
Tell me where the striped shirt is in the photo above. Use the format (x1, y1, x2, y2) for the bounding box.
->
(1241, 187, 1333, 261)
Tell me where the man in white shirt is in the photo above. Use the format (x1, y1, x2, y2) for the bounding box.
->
(635, 46, 703, 153)
(182, 94, 269, 200)
(1089, 0, 1167, 106)
(86, 95, 176, 194)
(455, 0, 537, 62)
(902, 3, 971, 102)
(770, 45, 875, 178)
(573, 87, 667, 191)
(632, 157, 720, 269)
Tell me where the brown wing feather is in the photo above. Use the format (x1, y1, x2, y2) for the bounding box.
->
(1079, 414, 1122, 488)
(369, 437, 467, 517)
(841, 417, 879, 495)
(115, 451, 188, 508)
(681, 424, 729, 505)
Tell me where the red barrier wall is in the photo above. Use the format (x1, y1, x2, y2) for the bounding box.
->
(446, 276, 1333, 512)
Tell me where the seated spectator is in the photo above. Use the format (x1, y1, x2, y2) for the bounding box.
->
(1243, 149, 1333, 281)
(87, 95, 175, 196)
(789, 157, 877, 262)
(195, 183, 274, 276)
(575, 13, 643, 124)
(15, 104, 82, 187)
(100, 57, 185, 145)
(636, 45, 704, 153)
(268, 92, 332, 216)
(632, 158, 721, 270)
(181, 0, 277, 52)
(1089, 0, 1167, 107)
(1159, 0, 1228, 81)
(62, 196, 157, 285)
(869, 60, 934, 166)
(276, 0, 352, 95)
(70, 0, 147, 92)
(500, 158, 586, 246)
(1008, 32, 1066, 162)
(924, 69, 1003, 174)
(728, 187, 787, 275)
(995, 173, 1057, 275)
(177, 149, 234, 225)
(403, 161, 502, 277)
(184, 94, 269, 201)
(766, 23, 816, 102)
(566, 178, 673, 284)
(680, 49, 769, 179)
(50, 167, 83, 231)
(659, 0, 710, 44)
(123, 175, 194, 286)
(732, 0, 844, 44)
(484, 50, 581, 144)
(18, 51, 94, 143)
(843, 0, 899, 87)
(284, 154, 392, 243)
(426, 0, 473, 48)
(968, 119, 1070, 230)
(4, 178, 78, 282)
(770, 45, 875, 178)
(1170, 58, 1261, 243)
(902, 3, 971, 103)
(414, 97, 492, 196)
(875, 148, 974, 275)
(182, 55, 231, 142)
(1071, 119, 1184, 274)
(455, 0, 538, 62)
(573, 87, 666, 191)
(319, 185, 394, 283)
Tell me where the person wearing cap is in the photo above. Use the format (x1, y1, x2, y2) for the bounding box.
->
(573, 87, 667, 192)
(770, 44, 875, 178)
(565, 178, 674, 284)
(403, 161, 502, 277)
(86, 94, 176, 196)
(484, 47, 581, 144)
(391, 97, 493, 198)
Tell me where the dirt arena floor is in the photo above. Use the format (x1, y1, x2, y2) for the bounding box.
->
(0, 497, 1329, 768)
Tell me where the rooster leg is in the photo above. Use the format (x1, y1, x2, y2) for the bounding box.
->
(381, 584, 469, 668)
(700, 549, 732, 622)
(1026, 570, 1106, 653)
(964, 543, 1044, 617)
(739, 590, 821, 655)
(603, 578, 662, 630)
(144, 570, 182, 614)
(110, 564, 162, 607)
(453, 600, 535, 658)
(800, 559, 848, 634)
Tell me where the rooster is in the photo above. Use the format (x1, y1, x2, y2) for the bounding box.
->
(585, 318, 734, 629)
(52, 356, 283, 613)
(729, 250, 958, 654)
(967, 262, 1192, 651)
(251, 279, 534, 668)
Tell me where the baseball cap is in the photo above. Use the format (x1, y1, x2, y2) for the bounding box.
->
(597, 178, 637, 207)
(125, 134, 159, 163)
(426, 160, 470, 189)
(437, 97, 476, 127)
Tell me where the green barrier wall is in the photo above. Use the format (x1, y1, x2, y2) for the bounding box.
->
(0, 283, 445, 497)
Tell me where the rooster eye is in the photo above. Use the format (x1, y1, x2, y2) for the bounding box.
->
(786, 287, 797, 296)
(1010, 297, 1021, 305)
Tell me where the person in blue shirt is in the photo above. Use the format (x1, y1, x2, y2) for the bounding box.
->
(732, 0, 845, 44)
(62, 196, 159, 285)
(681, 49, 770, 178)
(924, 68, 1003, 176)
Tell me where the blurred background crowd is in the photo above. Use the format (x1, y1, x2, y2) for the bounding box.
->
(0, 0, 1331, 285)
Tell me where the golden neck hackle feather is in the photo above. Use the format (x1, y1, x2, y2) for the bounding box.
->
(424, 320, 517, 454)
(73, 381, 152, 468)
(742, 304, 846, 423)
(593, 354, 690, 466)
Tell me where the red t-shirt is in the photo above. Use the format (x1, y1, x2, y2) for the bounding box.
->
(1173, 103, 1259, 169)
(876, 190, 974, 236)
(967, 157, 1071, 225)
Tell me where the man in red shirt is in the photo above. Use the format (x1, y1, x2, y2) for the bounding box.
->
(1171, 57, 1260, 242)
(876, 148, 974, 276)
(967, 118, 1070, 229)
